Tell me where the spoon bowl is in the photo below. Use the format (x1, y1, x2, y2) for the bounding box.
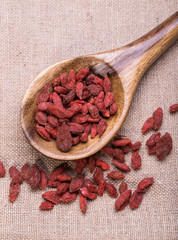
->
(21, 12, 178, 160)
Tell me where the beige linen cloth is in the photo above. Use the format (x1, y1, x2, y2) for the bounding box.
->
(0, 1, 177, 239)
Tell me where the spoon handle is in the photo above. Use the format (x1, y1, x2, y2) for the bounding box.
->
(97, 12, 178, 89)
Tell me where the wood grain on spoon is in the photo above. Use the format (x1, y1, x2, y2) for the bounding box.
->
(21, 12, 178, 160)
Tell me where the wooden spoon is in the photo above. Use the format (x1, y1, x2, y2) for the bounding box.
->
(21, 12, 178, 161)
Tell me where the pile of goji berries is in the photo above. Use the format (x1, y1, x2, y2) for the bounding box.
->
(35, 68, 118, 152)
(0, 102, 177, 213)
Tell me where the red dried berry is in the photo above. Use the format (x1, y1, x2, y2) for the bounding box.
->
(47, 180, 60, 188)
(96, 158, 110, 170)
(90, 123, 98, 139)
(0, 161, 6, 177)
(37, 83, 51, 104)
(35, 111, 48, 126)
(115, 189, 132, 211)
(97, 179, 106, 196)
(86, 74, 95, 84)
(57, 123, 73, 152)
(39, 201, 54, 210)
(103, 75, 111, 93)
(9, 166, 23, 184)
(87, 183, 97, 193)
(57, 183, 70, 195)
(49, 163, 67, 182)
(87, 103, 99, 119)
(42, 191, 61, 204)
(76, 82, 84, 99)
(94, 91, 105, 105)
(112, 159, 131, 172)
(9, 179, 20, 202)
(68, 123, 84, 134)
(76, 67, 89, 81)
(131, 141, 141, 151)
(170, 104, 178, 113)
(119, 182, 128, 194)
(153, 107, 163, 130)
(93, 167, 103, 185)
(88, 84, 102, 96)
(137, 178, 154, 193)
(72, 114, 89, 124)
(155, 132, 172, 160)
(80, 187, 97, 200)
(107, 171, 125, 180)
(79, 194, 87, 214)
(131, 151, 142, 169)
(29, 164, 41, 189)
(104, 92, 115, 107)
(59, 192, 78, 203)
(101, 147, 115, 157)
(39, 169, 48, 190)
(52, 76, 61, 87)
(148, 146, 156, 155)
(88, 156, 96, 173)
(111, 139, 132, 147)
(57, 174, 72, 182)
(146, 132, 161, 148)
(110, 103, 118, 115)
(97, 119, 107, 137)
(60, 73, 68, 87)
(114, 148, 125, 162)
(66, 69, 76, 89)
(74, 159, 88, 174)
(130, 190, 144, 209)
(36, 125, 51, 141)
(72, 136, 80, 145)
(142, 117, 154, 134)
(45, 124, 57, 138)
(69, 175, 84, 193)
(106, 182, 118, 198)
(47, 115, 58, 128)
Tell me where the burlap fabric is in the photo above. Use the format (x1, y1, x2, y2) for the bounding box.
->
(0, 1, 177, 239)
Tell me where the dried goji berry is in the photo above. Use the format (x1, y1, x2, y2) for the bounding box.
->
(79, 194, 87, 214)
(59, 192, 78, 203)
(84, 123, 91, 135)
(72, 136, 80, 145)
(97, 179, 106, 196)
(76, 82, 84, 99)
(29, 164, 41, 189)
(115, 189, 132, 211)
(47, 180, 60, 188)
(0, 161, 6, 177)
(42, 191, 61, 204)
(112, 159, 131, 172)
(87, 103, 99, 118)
(39, 169, 48, 190)
(153, 107, 163, 130)
(76, 67, 89, 81)
(110, 103, 118, 115)
(113, 148, 125, 162)
(101, 147, 115, 157)
(47, 115, 58, 128)
(37, 83, 51, 104)
(87, 116, 101, 122)
(39, 201, 54, 210)
(88, 156, 96, 173)
(96, 158, 110, 170)
(66, 69, 76, 89)
(87, 183, 97, 193)
(170, 104, 178, 113)
(131, 151, 142, 169)
(9, 179, 20, 202)
(90, 123, 98, 139)
(94, 91, 105, 105)
(72, 114, 89, 124)
(63, 89, 76, 104)
(131, 141, 141, 151)
(97, 119, 107, 137)
(9, 166, 23, 184)
(129, 190, 144, 209)
(69, 174, 84, 193)
(119, 182, 128, 194)
(52, 92, 64, 108)
(103, 75, 111, 93)
(142, 117, 154, 134)
(148, 146, 156, 155)
(60, 73, 67, 87)
(93, 76, 103, 87)
(68, 123, 84, 134)
(80, 133, 88, 142)
(36, 125, 51, 141)
(80, 187, 97, 200)
(93, 167, 103, 185)
(54, 86, 68, 94)
(104, 92, 115, 107)
(81, 103, 88, 115)
(45, 124, 57, 138)
(52, 76, 61, 87)
(106, 182, 118, 198)
(49, 163, 67, 182)
(107, 171, 125, 180)
(86, 74, 95, 84)
(137, 178, 154, 193)
(88, 84, 102, 96)
(111, 139, 131, 147)
(35, 111, 48, 125)
(155, 132, 172, 160)
(57, 174, 72, 182)
(74, 159, 88, 174)
(57, 183, 70, 195)
(146, 132, 161, 148)
(57, 123, 73, 152)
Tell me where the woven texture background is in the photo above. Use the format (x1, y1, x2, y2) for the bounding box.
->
(0, 1, 177, 239)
